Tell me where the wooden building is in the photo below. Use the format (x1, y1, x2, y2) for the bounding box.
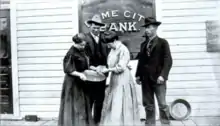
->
(0, 0, 220, 120)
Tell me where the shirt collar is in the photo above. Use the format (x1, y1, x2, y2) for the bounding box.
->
(90, 32, 99, 38)
(149, 35, 157, 42)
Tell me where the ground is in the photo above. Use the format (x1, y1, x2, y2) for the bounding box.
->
(1, 117, 220, 126)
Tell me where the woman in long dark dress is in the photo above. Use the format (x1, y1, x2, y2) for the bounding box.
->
(58, 33, 94, 126)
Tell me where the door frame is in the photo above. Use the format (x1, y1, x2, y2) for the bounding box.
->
(0, 1, 21, 119)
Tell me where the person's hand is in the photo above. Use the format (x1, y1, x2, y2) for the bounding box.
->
(157, 76, 165, 84)
(78, 73, 87, 81)
(136, 77, 141, 85)
(105, 85, 110, 95)
(101, 68, 109, 73)
(89, 66, 97, 70)
(127, 64, 132, 70)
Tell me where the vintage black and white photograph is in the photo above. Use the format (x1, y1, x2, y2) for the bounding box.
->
(0, 0, 220, 126)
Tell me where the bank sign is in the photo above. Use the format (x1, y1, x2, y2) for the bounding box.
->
(79, 0, 155, 55)
(99, 10, 145, 32)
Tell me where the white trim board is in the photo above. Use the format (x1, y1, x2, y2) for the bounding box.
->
(0, 0, 21, 120)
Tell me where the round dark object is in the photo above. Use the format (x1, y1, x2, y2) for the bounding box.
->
(169, 99, 191, 120)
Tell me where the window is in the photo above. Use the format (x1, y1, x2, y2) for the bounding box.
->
(0, 9, 13, 114)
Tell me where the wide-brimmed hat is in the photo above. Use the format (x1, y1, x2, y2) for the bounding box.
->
(86, 14, 105, 26)
(141, 17, 161, 27)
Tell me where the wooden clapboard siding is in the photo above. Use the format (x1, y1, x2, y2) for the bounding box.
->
(160, 0, 220, 117)
(13, 0, 78, 118)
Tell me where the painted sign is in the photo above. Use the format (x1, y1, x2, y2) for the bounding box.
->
(79, 0, 155, 57)
(206, 20, 220, 52)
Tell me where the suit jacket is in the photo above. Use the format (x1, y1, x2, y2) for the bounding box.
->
(135, 36, 173, 82)
(84, 32, 110, 66)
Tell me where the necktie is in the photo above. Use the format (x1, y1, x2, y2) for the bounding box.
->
(146, 41, 152, 56)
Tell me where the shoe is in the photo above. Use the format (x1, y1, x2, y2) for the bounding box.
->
(145, 121, 156, 126)
(161, 119, 170, 124)
(140, 118, 146, 122)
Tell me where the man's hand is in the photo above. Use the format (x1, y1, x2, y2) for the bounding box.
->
(127, 64, 132, 70)
(136, 77, 141, 85)
(157, 76, 165, 84)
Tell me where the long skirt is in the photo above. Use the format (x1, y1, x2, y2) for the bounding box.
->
(100, 68, 141, 126)
(58, 75, 94, 126)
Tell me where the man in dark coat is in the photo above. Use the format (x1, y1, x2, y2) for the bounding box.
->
(84, 14, 109, 125)
(135, 17, 173, 126)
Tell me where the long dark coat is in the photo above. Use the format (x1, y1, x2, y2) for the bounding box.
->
(135, 36, 173, 82)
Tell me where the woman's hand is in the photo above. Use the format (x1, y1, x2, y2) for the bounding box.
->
(101, 68, 110, 73)
(89, 66, 97, 70)
(78, 73, 87, 81)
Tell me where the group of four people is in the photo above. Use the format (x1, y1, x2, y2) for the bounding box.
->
(57, 14, 173, 126)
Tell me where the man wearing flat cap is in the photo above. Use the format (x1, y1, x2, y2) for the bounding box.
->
(83, 14, 109, 125)
(135, 17, 173, 126)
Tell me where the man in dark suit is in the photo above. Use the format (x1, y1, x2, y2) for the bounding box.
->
(135, 17, 173, 126)
(84, 14, 109, 125)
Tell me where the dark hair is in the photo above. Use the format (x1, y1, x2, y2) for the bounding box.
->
(103, 31, 119, 43)
(72, 33, 86, 44)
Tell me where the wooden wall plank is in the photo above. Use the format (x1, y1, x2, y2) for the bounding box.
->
(169, 73, 220, 81)
(19, 77, 64, 84)
(20, 92, 61, 98)
(167, 80, 220, 88)
(20, 98, 60, 105)
(170, 66, 220, 74)
(162, 15, 217, 23)
(166, 96, 220, 103)
(19, 85, 62, 91)
(18, 50, 66, 57)
(18, 43, 72, 51)
(17, 29, 74, 37)
(20, 105, 59, 112)
(17, 15, 73, 24)
(163, 9, 216, 17)
(162, 30, 206, 38)
(172, 52, 220, 60)
(162, 1, 217, 10)
(17, 36, 72, 44)
(17, 22, 73, 30)
(16, 2, 73, 10)
(167, 88, 220, 96)
(17, 8, 73, 17)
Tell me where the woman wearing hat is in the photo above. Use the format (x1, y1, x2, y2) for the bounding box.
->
(58, 33, 94, 126)
(99, 31, 140, 126)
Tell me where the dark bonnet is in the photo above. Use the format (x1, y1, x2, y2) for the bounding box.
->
(103, 31, 119, 44)
(72, 33, 86, 44)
